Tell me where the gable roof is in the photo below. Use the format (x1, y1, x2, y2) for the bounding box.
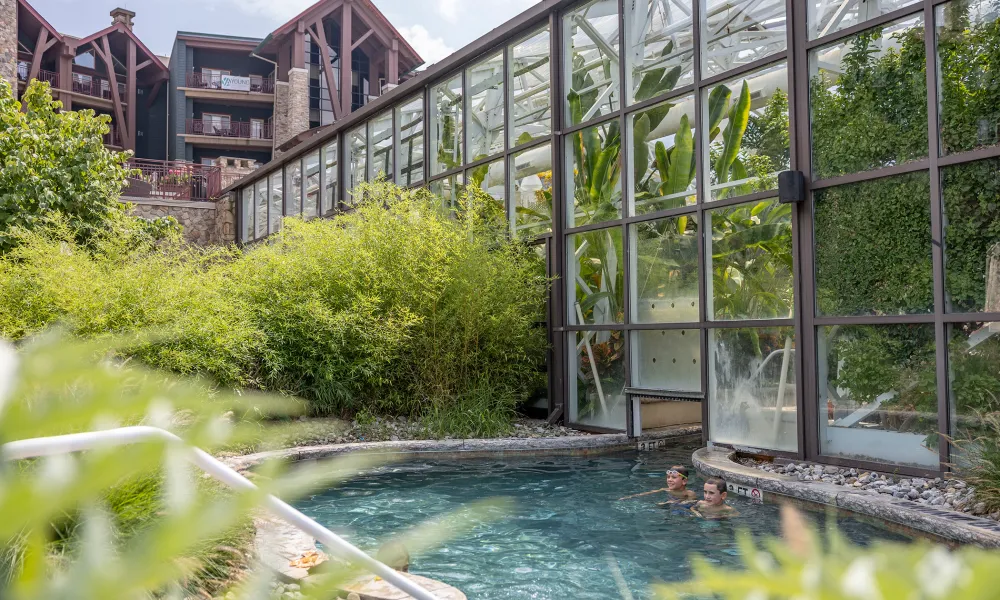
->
(17, 0, 63, 45)
(72, 22, 169, 73)
(254, 0, 422, 68)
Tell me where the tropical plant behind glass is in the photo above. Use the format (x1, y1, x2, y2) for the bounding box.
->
(569, 43, 792, 330)
(710, 200, 794, 321)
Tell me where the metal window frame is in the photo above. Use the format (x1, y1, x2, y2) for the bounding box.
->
(226, 0, 1000, 475)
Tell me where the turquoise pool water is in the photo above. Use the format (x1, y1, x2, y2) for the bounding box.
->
(296, 442, 910, 599)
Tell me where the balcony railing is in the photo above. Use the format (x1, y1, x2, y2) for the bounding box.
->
(185, 71, 275, 94)
(72, 72, 127, 101)
(124, 159, 223, 202)
(16, 61, 59, 87)
(103, 124, 123, 148)
(185, 118, 274, 141)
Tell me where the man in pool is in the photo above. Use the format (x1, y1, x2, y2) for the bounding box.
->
(618, 465, 697, 503)
(691, 477, 737, 519)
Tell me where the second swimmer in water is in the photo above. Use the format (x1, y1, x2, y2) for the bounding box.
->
(618, 465, 697, 503)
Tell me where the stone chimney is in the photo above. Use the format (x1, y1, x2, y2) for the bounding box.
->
(110, 8, 135, 30)
(1, 0, 16, 90)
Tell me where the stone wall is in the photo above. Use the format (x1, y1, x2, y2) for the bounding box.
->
(0, 0, 16, 90)
(272, 68, 310, 157)
(131, 200, 226, 246)
(214, 193, 236, 245)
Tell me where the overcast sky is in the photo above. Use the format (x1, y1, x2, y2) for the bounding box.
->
(28, 0, 542, 64)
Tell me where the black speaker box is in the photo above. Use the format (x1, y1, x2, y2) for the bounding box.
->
(778, 170, 806, 204)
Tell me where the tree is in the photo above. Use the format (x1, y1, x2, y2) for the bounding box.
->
(0, 80, 134, 253)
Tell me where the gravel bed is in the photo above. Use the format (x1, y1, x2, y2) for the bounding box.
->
(348, 416, 588, 443)
(741, 458, 1000, 521)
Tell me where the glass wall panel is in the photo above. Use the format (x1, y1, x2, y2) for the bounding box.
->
(511, 143, 553, 237)
(569, 329, 627, 429)
(624, 0, 694, 105)
(630, 94, 697, 214)
(704, 61, 789, 201)
(937, 0, 1000, 155)
(240, 186, 253, 242)
(815, 172, 933, 316)
(707, 198, 793, 321)
(255, 179, 267, 238)
(430, 75, 463, 175)
(269, 171, 282, 234)
(942, 158, 1000, 314)
(467, 158, 505, 205)
(563, 0, 620, 126)
(808, 0, 920, 40)
(632, 329, 702, 392)
(818, 324, 939, 468)
(369, 111, 393, 180)
(630, 215, 699, 323)
(322, 140, 338, 216)
(709, 327, 797, 452)
(809, 15, 927, 180)
(285, 160, 302, 217)
(396, 96, 425, 186)
(701, 0, 786, 78)
(569, 226, 624, 326)
(429, 173, 465, 214)
(304, 151, 320, 219)
(566, 119, 622, 227)
(467, 53, 505, 161)
(509, 27, 552, 147)
(948, 322, 1000, 444)
(348, 125, 367, 203)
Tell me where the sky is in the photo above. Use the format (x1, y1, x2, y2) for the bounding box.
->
(27, 0, 543, 64)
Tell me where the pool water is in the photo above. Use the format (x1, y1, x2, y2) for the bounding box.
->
(296, 442, 910, 599)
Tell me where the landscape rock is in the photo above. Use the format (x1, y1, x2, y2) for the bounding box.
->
(738, 457, 993, 522)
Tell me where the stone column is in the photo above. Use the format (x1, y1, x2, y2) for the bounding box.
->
(0, 0, 16, 91)
(272, 67, 310, 157)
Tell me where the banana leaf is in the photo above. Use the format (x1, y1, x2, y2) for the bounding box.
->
(707, 85, 731, 133)
(633, 114, 651, 187)
(714, 81, 752, 185)
(666, 114, 694, 196)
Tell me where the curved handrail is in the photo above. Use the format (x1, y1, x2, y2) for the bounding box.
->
(1, 426, 440, 600)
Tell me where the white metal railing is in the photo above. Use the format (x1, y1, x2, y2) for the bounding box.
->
(1, 426, 439, 600)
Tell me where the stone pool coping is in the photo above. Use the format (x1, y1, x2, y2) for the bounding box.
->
(693, 447, 1000, 548)
(225, 424, 702, 473)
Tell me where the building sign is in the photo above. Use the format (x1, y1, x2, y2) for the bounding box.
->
(221, 75, 251, 92)
(727, 482, 764, 504)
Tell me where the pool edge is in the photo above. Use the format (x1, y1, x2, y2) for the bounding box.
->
(225, 425, 702, 473)
(692, 447, 1000, 548)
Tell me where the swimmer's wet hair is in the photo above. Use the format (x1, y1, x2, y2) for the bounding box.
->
(705, 476, 727, 492)
(669, 465, 689, 478)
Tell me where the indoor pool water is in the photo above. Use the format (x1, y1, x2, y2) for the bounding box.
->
(296, 442, 911, 599)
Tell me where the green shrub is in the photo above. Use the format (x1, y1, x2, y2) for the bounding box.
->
(0, 80, 177, 254)
(0, 181, 549, 436)
(223, 180, 548, 433)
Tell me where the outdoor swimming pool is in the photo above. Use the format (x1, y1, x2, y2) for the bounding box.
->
(296, 442, 911, 599)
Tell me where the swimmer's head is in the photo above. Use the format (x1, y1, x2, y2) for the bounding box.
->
(703, 477, 728, 506)
(666, 466, 689, 491)
(376, 542, 410, 573)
